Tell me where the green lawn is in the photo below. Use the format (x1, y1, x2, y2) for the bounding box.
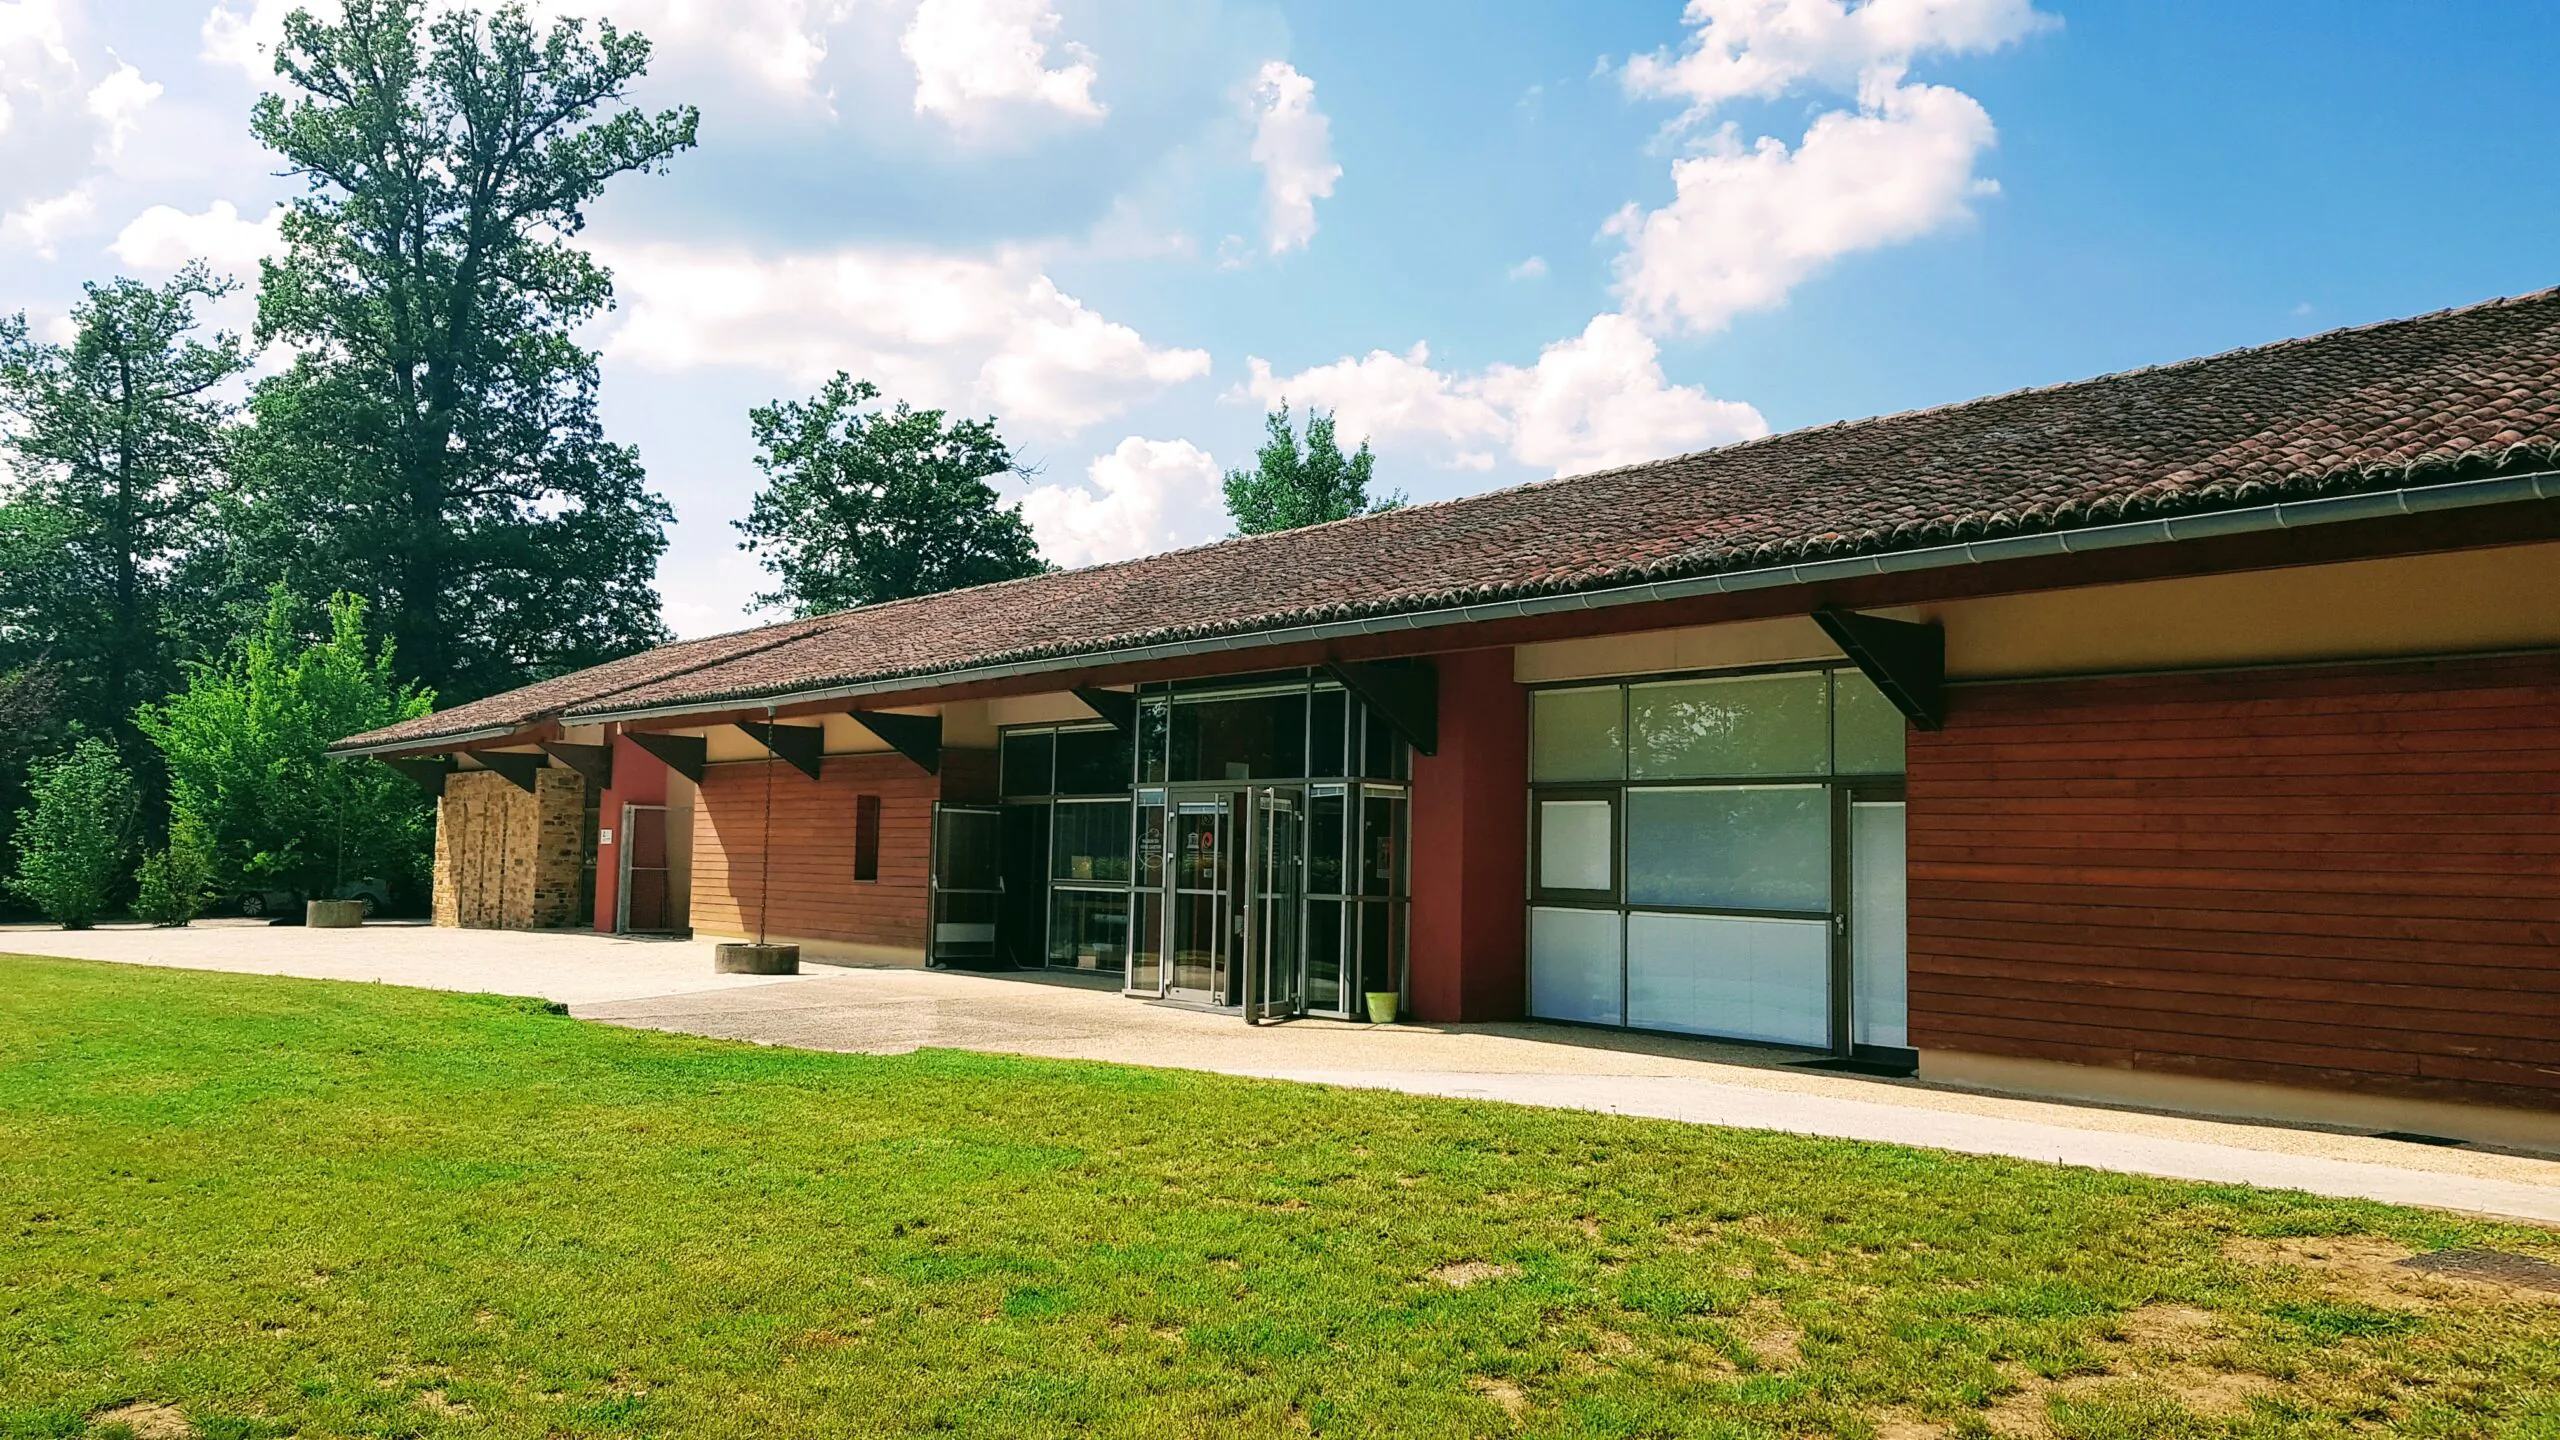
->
(3, 958, 2557, 1440)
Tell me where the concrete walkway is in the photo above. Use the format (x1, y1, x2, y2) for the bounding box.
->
(8, 924, 2558, 1224)
(0, 919, 816, 1007)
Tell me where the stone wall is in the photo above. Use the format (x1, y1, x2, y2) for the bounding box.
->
(432, 767, 590, 929)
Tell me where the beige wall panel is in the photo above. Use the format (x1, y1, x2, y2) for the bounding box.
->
(821, 714, 891, 754)
(701, 726, 761, 763)
(986, 691, 1104, 728)
(1926, 539, 2560, 680)
(938, 700, 999, 748)
(1514, 615, 1847, 683)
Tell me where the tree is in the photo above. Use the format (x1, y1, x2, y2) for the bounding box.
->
(1222, 402, 1401, 535)
(0, 667, 69, 909)
(139, 588, 435, 905)
(225, 0, 695, 704)
(133, 815, 217, 928)
(0, 267, 250, 757)
(8, 738, 138, 929)
(736, 374, 1050, 616)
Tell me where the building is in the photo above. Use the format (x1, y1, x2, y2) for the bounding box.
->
(332, 290, 2560, 1150)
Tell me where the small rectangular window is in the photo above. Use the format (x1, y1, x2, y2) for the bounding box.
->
(854, 794, 882, 882)
(1537, 798, 1615, 894)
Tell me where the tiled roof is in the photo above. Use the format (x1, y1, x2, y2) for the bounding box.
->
(336, 287, 2560, 753)
(335, 614, 839, 753)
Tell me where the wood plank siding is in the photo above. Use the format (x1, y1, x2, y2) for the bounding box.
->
(690, 753, 941, 951)
(1907, 653, 2560, 1111)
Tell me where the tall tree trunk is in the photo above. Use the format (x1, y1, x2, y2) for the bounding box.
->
(106, 351, 139, 749)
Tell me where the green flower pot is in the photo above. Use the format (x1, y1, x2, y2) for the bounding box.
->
(1365, 990, 1400, 1024)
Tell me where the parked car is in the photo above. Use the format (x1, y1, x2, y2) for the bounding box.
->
(238, 878, 394, 919)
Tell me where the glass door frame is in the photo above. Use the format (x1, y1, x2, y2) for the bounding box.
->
(1839, 781, 1910, 1062)
(1244, 785, 1306, 1025)
(926, 803, 1006, 968)
(1140, 781, 1321, 1020)
(1159, 788, 1243, 1007)
(616, 802, 674, 935)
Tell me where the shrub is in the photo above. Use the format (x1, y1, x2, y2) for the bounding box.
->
(133, 815, 216, 927)
(139, 587, 434, 903)
(7, 737, 138, 928)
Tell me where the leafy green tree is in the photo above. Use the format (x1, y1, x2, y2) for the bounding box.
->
(0, 267, 250, 756)
(736, 373, 1050, 616)
(0, 668, 69, 905)
(133, 815, 217, 927)
(223, 0, 696, 703)
(8, 738, 138, 929)
(139, 588, 435, 905)
(1222, 402, 1401, 535)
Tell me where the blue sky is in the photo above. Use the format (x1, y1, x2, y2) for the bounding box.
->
(4, 0, 2557, 636)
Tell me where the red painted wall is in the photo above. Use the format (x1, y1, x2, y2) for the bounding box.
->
(592, 734, 672, 932)
(1908, 652, 2560, 1112)
(1407, 647, 1529, 1022)
(693, 752, 941, 950)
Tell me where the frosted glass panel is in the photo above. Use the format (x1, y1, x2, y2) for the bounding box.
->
(1626, 786, 1830, 912)
(1630, 673, 1828, 779)
(1851, 802, 1909, 1049)
(1538, 800, 1613, 892)
(1529, 906, 1623, 1025)
(1532, 686, 1624, 782)
(1627, 912, 1829, 1047)
(1833, 670, 1908, 776)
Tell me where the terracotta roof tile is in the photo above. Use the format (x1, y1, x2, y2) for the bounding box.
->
(337, 287, 2560, 752)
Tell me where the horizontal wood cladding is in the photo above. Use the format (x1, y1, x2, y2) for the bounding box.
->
(691, 753, 937, 949)
(1908, 652, 2560, 1112)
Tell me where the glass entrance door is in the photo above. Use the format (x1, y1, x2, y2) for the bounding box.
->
(1156, 785, 1310, 1017)
(1166, 795, 1239, 1005)
(1246, 787, 1305, 1023)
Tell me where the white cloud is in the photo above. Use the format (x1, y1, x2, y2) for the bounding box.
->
(1247, 313, 1766, 479)
(1507, 255, 1548, 281)
(902, 0, 1103, 130)
(1605, 0, 2050, 337)
(204, 0, 847, 104)
(1624, 0, 2053, 120)
(1247, 60, 1337, 255)
(1, 182, 95, 259)
(83, 58, 157, 155)
(1609, 80, 1995, 335)
(1020, 435, 1225, 568)
(110, 198, 284, 273)
(0, 0, 164, 254)
(598, 241, 1209, 435)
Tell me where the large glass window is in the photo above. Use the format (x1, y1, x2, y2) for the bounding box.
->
(1051, 799, 1132, 883)
(1171, 692, 1308, 781)
(1832, 670, 1907, 776)
(1004, 676, 1411, 1011)
(1049, 888, 1130, 975)
(1625, 786, 1830, 912)
(1526, 663, 1906, 1052)
(1529, 906, 1622, 1027)
(1531, 686, 1623, 782)
(1626, 912, 1829, 1047)
(1055, 726, 1134, 794)
(1630, 672, 1830, 779)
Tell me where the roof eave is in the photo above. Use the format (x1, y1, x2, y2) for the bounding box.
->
(563, 465, 2560, 730)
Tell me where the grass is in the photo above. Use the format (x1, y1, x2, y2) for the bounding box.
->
(2, 957, 2558, 1439)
